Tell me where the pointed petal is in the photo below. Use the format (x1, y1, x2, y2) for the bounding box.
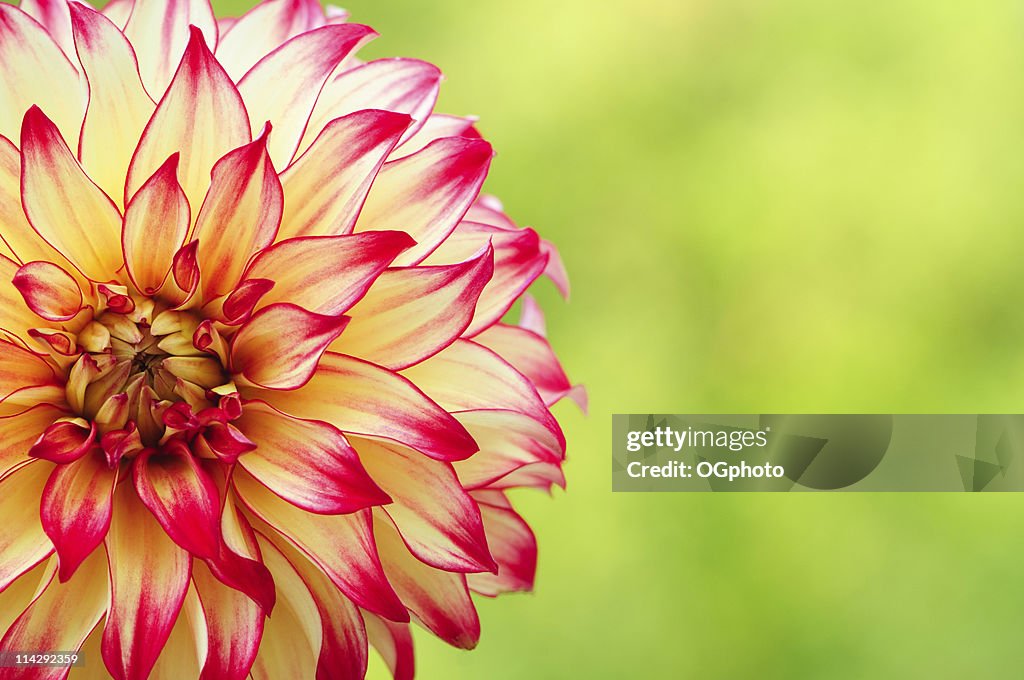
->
(356, 138, 492, 265)
(0, 461, 54, 592)
(467, 496, 537, 596)
(193, 559, 264, 680)
(194, 133, 283, 300)
(363, 613, 414, 680)
(123, 0, 218, 97)
(393, 113, 480, 159)
(132, 443, 221, 558)
(335, 246, 493, 370)
(237, 23, 375, 167)
(0, 550, 108, 677)
(12, 261, 83, 322)
(127, 26, 249, 214)
(102, 481, 192, 680)
(243, 352, 477, 461)
(374, 515, 480, 649)
(216, 0, 326, 81)
(241, 231, 414, 315)
(354, 437, 495, 573)
(70, 3, 155, 208)
(301, 58, 441, 155)
(476, 323, 581, 409)
(451, 410, 563, 490)
(0, 5, 84, 149)
(279, 110, 411, 239)
(236, 401, 389, 514)
(40, 449, 117, 582)
(122, 154, 190, 295)
(231, 304, 348, 390)
(234, 469, 407, 621)
(20, 106, 123, 281)
(0, 135, 67, 268)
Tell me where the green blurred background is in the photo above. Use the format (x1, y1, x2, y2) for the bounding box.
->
(23, 0, 1024, 675)
(241, 0, 1024, 677)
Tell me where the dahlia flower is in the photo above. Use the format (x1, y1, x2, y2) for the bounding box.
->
(0, 1, 582, 677)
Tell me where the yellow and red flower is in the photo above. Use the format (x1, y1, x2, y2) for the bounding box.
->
(0, 1, 583, 678)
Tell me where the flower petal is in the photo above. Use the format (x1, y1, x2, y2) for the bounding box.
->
(0, 461, 54, 592)
(215, 0, 326, 81)
(301, 58, 441, 155)
(70, 2, 155, 209)
(355, 137, 493, 265)
(0, 562, 48, 646)
(20, 106, 123, 281)
(0, 136, 66, 268)
(236, 401, 389, 514)
(0, 550, 108, 676)
(334, 245, 493, 370)
(363, 613, 414, 680)
(193, 131, 283, 300)
(20, 0, 75, 62)
(466, 492, 537, 596)
(102, 481, 192, 680)
(12, 261, 83, 322)
(127, 26, 249, 215)
(0, 404, 63, 480)
(123, 0, 218, 97)
(278, 110, 412, 240)
(243, 352, 477, 461)
(233, 469, 407, 621)
(241, 231, 414, 315)
(0, 4, 84, 149)
(451, 410, 562, 490)
(476, 323, 583, 409)
(374, 515, 480, 649)
(237, 23, 375, 168)
(28, 419, 94, 464)
(193, 559, 265, 680)
(132, 442, 221, 558)
(0, 337, 58, 400)
(40, 448, 117, 582)
(393, 113, 480, 159)
(231, 303, 349, 390)
(147, 585, 205, 680)
(354, 437, 495, 573)
(122, 153, 190, 295)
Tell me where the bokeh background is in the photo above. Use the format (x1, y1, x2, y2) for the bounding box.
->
(228, 0, 1024, 677)
(24, 0, 1024, 676)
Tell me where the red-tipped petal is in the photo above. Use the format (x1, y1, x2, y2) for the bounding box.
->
(279, 111, 412, 240)
(0, 138, 69, 270)
(70, 2, 155, 208)
(364, 613, 414, 680)
(236, 401, 390, 514)
(123, 153, 190, 294)
(123, 0, 218, 96)
(354, 437, 495, 573)
(241, 231, 414, 315)
(244, 352, 477, 461)
(335, 245, 494, 370)
(234, 470, 407, 621)
(466, 492, 537, 596)
(20, 106, 123, 281)
(476, 323, 580, 408)
(194, 132, 283, 300)
(393, 113, 480, 159)
(28, 419, 95, 463)
(40, 449, 117, 581)
(356, 137, 493, 265)
(127, 25, 249, 214)
(231, 303, 349, 390)
(20, 0, 75, 61)
(222, 278, 274, 324)
(193, 559, 265, 680)
(238, 23, 376, 167)
(216, 0, 327, 80)
(102, 481, 192, 680)
(12, 260, 83, 322)
(132, 442, 221, 558)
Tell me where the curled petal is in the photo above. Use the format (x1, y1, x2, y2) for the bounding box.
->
(244, 352, 477, 461)
(231, 303, 349, 390)
(70, 2, 155, 207)
(356, 137, 493, 265)
(221, 278, 274, 324)
(236, 401, 390, 514)
(40, 449, 117, 582)
(127, 26, 249, 215)
(20, 106, 123, 281)
(0, 461, 54, 592)
(12, 261, 83, 322)
(122, 153, 190, 295)
(133, 441, 221, 558)
(240, 231, 414, 315)
(354, 437, 495, 573)
(194, 131, 283, 300)
(279, 111, 412, 240)
(336, 245, 494, 370)
(103, 481, 192, 680)
(237, 23, 376, 167)
(28, 419, 95, 463)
